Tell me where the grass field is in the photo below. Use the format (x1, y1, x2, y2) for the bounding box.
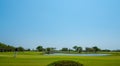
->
(0, 52, 120, 66)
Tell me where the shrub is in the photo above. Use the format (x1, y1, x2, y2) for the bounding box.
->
(47, 60, 83, 66)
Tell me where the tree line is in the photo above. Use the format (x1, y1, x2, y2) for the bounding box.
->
(36, 45, 101, 54)
(0, 42, 25, 52)
(0, 42, 120, 53)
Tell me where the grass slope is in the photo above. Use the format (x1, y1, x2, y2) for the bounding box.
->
(0, 52, 120, 66)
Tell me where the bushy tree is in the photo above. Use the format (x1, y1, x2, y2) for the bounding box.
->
(85, 46, 100, 53)
(36, 46, 43, 52)
(46, 47, 51, 54)
(77, 47, 82, 53)
(92, 46, 100, 53)
(17, 46, 25, 51)
(0, 42, 15, 52)
(61, 48, 68, 51)
(47, 60, 83, 66)
(26, 48, 31, 51)
(73, 46, 78, 51)
(85, 47, 94, 52)
(73, 46, 82, 53)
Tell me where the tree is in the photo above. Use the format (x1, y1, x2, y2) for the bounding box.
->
(85, 46, 100, 53)
(26, 48, 31, 51)
(36, 46, 43, 52)
(46, 47, 51, 54)
(77, 47, 82, 53)
(17, 46, 25, 51)
(73, 46, 82, 53)
(85, 47, 94, 52)
(102, 49, 111, 52)
(73, 46, 78, 51)
(45, 47, 56, 54)
(61, 48, 68, 51)
(92, 46, 100, 53)
(0, 42, 15, 52)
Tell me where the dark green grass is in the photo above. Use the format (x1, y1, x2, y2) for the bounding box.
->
(0, 52, 120, 66)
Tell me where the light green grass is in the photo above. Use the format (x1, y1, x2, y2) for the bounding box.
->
(0, 52, 120, 66)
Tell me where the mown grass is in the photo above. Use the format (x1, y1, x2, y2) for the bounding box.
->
(0, 52, 120, 66)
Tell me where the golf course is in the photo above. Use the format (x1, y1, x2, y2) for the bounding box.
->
(0, 52, 120, 66)
(0, 0, 120, 66)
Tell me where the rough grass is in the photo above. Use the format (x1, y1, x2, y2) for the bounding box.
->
(0, 52, 120, 66)
(47, 60, 83, 66)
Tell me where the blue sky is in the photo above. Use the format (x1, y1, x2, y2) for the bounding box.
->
(0, 0, 120, 50)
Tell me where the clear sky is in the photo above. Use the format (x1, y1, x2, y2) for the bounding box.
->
(0, 0, 120, 50)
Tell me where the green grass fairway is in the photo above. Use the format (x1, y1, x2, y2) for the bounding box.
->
(0, 52, 120, 66)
